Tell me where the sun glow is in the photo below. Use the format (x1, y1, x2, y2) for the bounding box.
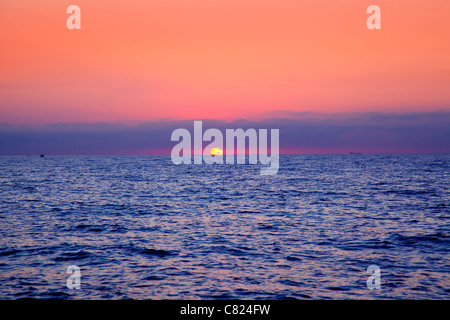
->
(211, 148, 223, 156)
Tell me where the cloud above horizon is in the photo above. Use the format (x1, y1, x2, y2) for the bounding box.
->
(0, 112, 449, 155)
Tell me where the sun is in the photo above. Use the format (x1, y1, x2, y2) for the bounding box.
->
(211, 147, 223, 156)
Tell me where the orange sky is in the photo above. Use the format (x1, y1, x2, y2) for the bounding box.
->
(0, 0, 449, 124)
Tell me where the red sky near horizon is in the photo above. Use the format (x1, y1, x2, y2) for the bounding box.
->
(1, 0, 449, 125)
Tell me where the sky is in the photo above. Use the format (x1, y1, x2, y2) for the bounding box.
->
(0, 0, 449, 154)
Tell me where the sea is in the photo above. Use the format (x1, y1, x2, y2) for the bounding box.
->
(0, 154, 448, 299)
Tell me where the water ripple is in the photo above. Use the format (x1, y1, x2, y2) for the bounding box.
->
(0, 154, 448, 299)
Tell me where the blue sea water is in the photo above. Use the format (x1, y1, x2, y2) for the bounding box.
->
(0, 154, 448, 299)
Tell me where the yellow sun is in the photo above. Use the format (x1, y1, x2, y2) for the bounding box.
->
(211, 148, 223, 156)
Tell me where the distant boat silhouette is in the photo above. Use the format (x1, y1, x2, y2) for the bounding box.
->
(349, 152, 361, 154)
(40, 154, 45, 157)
